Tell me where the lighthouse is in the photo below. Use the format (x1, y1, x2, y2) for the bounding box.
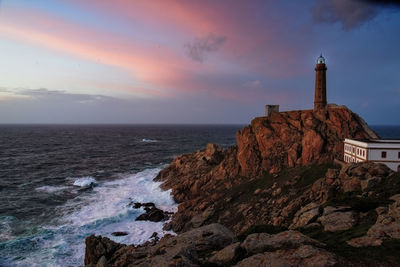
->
(314, 54, 327, 110)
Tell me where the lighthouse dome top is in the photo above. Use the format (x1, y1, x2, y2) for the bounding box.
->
(317, 54, 325, 64)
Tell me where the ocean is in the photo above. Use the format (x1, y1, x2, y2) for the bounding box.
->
(0, 124, 399, 266)
(0, 125, 241, 266)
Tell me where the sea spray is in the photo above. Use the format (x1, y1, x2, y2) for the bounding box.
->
(0, 168, 177, 267)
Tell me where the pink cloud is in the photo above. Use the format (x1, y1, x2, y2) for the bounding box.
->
(0, 1, 312, 105)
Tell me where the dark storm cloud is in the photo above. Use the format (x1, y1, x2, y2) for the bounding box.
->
(184, 33, 227, 62)
(313, 0, 400, 30)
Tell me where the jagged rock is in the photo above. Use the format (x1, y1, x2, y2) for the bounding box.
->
(235, 245, 337, 267)
(348, 194, 400, 247)
(339, 162, 392, 193)
(204, 143, 225, 164)
(85, 224, 236, 266)
(236, 107, 378, 177)
(325, 168, 339, 185)
(208, 242, 241, 265)
(241, 231, 324, 255)
(153, 107, 377, 234)
(135, 206, 168, 222)
(290, 202, 321, 229)
(84, 235, 125, 265)
(318, 206, 357, 232)
(131, 202, 155, 209)
(96, 255, 107, 267)
(190, 205, 214, 228)
(360, 176, 382, 192)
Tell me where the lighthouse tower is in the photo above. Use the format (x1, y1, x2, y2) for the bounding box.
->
(314, 54, 327, 110)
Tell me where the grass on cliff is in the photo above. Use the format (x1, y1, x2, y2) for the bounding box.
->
(211, 163, 339, 234)
(299, 171, 400, 265)
(300, 224, 400, 266)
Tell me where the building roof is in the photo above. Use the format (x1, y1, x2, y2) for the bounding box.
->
(344, 138, 400, 148)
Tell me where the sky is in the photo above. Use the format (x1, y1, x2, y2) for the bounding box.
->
(0, 0, 399, 124)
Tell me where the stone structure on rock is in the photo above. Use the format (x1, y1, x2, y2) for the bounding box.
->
(265, 105, 279, 117)
(314, 54, 327, 110)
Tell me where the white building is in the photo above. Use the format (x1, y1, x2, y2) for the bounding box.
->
(344, 138, 400, 172)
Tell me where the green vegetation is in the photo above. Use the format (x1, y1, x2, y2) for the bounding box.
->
(300, 223, 400, 265)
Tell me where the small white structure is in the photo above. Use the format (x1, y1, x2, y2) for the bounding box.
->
(344, 138, 400, 172)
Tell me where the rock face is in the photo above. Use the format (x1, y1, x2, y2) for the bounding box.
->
(236, 106, 378, 176)
(83, 106, 400, 266)
(84, 224, 337, 267)
(85, 223, 236, 266)
(155, 106, 378, 234)
(348, 194, 400, 247)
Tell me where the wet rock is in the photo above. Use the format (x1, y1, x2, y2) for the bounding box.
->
(84, 235, 125, 265)
(131, 202, 155, 209)
(111, 232, 128, 237)
(136, 206, 168, 222)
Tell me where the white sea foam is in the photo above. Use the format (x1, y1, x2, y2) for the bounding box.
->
(0, 216, 16, 242)
(35, 185, 70, 193)
(6, 168, 177, 267)
(141, 138, 159, 143)
(72, 176, 97, 187)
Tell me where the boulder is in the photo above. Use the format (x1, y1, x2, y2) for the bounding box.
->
(84, 235, 125, 265)
(208, 242, 241, 265)
(289, 202, 321, 229)
(318, 206, 357, 232)
(339, 163, 392, 193)
(235, 245, 337, 267)
(241, 231, 324, 255)
(136, 206, 169, 222)
(349, 194, 400, 247)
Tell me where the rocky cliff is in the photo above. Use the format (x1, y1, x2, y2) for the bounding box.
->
(84, 106, 400, 266)
(154, 106, 378, 233)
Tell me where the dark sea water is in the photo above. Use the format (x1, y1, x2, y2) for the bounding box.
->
(0, 124, 241, 266)
(0, 124, 399, 266)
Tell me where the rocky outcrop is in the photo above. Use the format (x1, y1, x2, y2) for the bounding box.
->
(155, 107, 378, 233)
(348, 194, 400, 247)
(85, 223, 236, 266)
(83, 106, 400, 265)
(236, 106, 378, 176)
(318, 206, 357, 232)
(85, 224, 338, 267)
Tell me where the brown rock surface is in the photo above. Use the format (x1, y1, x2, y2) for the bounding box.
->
(154, 107, 378, 233)
(318, 206, 358, 232)
(348, 194, 400, 247)
(84, 223, 236, 266)
(235, 245, 337, 267)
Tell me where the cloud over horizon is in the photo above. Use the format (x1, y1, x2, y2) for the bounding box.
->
(0, 1, 399, 124)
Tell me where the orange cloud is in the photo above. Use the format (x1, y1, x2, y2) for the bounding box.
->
(0, 7, 206, 97)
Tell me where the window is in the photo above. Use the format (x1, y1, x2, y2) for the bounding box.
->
(398, 165, 400, 172)
(398, 152, 400, 159)
(382, 151, 387, 158)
